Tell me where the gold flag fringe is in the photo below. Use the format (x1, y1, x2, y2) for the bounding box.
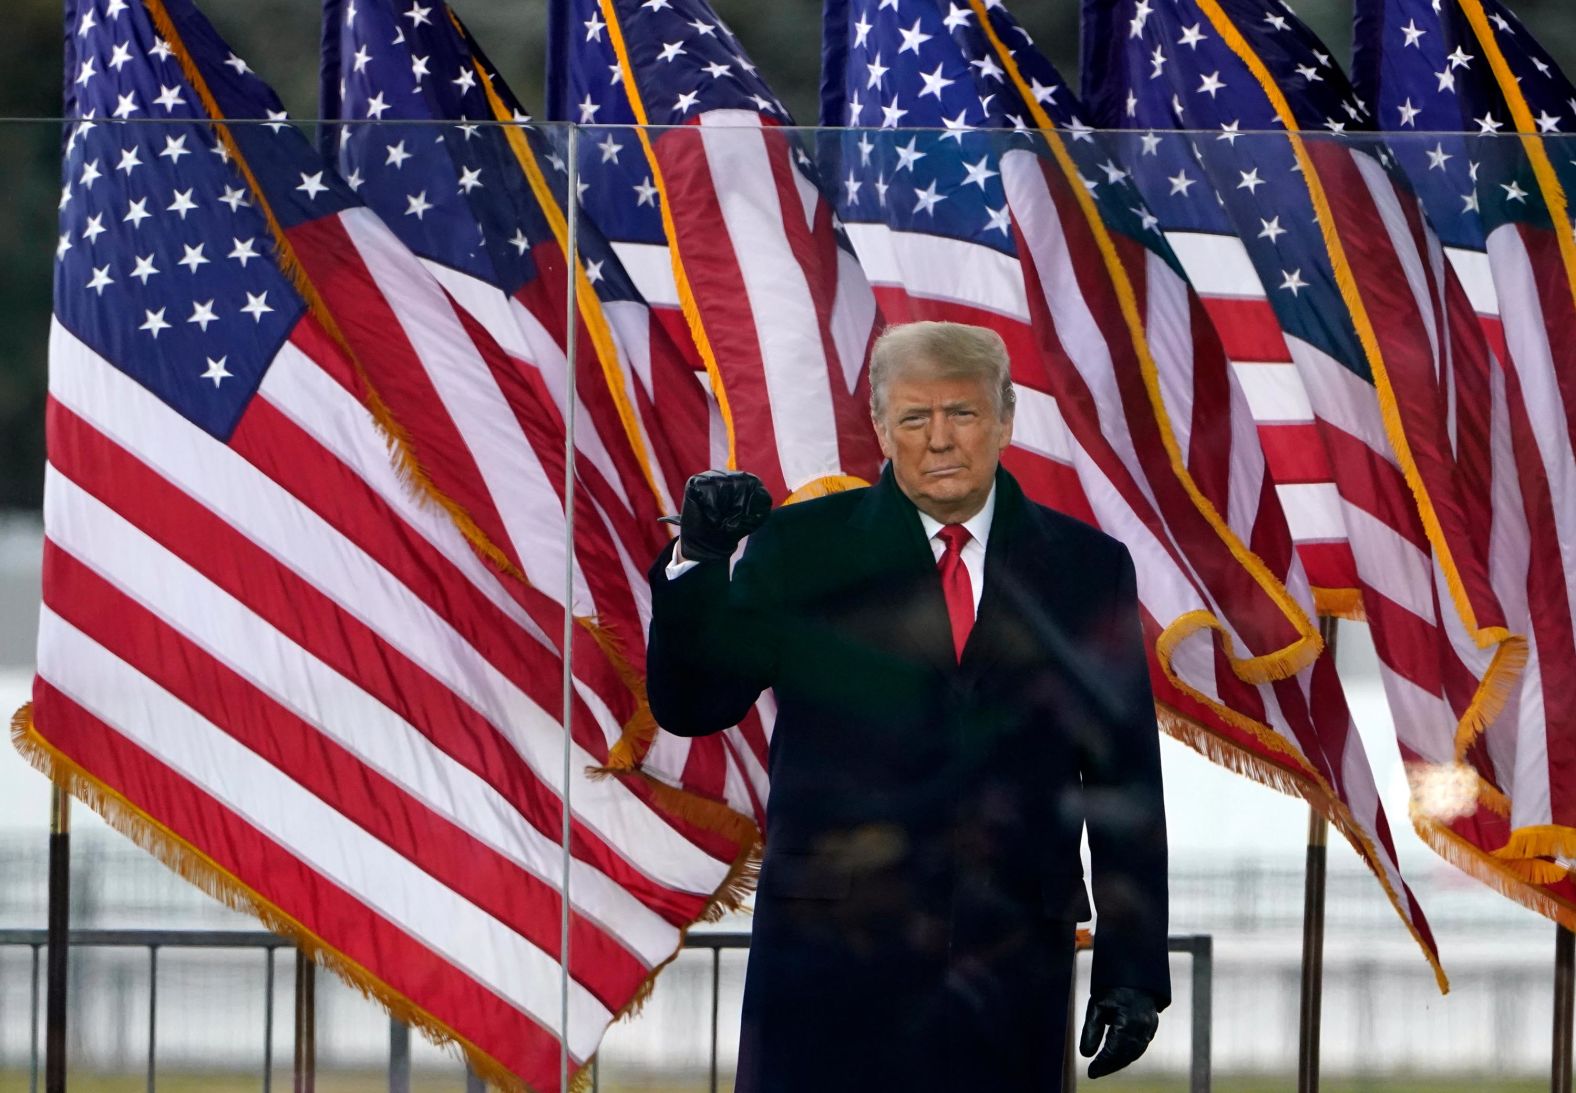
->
(575, 623, 765, 847)
(1451, 638, 1530, 761)
(1495, 856, 1570, 886)
(1495, 824, 1576, 869)
(13, 701, 758, 1092)
(783, 475, 871, 504)
(601, 708, 655, 773)
(1155, 705, 1309, 800)
(1158, 703, 1451, 993)
(1475, 777, 1512, 818)
(587, 761, 762, 850)
(1413, 809, 1576, 931)
(608, 842, 760, 1025)
(1311, 587, 1365, 622)
(1154, 611, 1324, 781)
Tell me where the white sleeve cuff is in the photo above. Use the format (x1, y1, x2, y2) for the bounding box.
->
(664, 542, 700, 580)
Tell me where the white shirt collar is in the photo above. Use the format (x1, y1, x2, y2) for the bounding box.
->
(916, 484, 996, 549)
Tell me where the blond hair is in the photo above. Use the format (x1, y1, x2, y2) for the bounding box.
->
(868, 321, 1016, 422)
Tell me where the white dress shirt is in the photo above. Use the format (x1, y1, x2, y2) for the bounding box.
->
(665, 485, 997, 621)
(917, 485, 994, 619)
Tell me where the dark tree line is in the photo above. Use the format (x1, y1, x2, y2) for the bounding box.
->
(2, 0, 1574, 510)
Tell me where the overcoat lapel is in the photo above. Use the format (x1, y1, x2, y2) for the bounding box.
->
(846, 466, 1055, 682)
(959, 470, 1056, 687)
(847, 465, 958, 675)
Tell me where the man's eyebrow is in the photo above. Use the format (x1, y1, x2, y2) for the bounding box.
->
(894, 398, 980, 414)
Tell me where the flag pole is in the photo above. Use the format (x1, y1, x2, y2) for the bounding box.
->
(44, 785, 70, 1093)
(1297, 618, 1337, 1093)
(543, 0, 573, 123)
(1555, 924, 1574, 1092)
(1296, 805, 1328, 1092)
(293, 950, 315, 1093)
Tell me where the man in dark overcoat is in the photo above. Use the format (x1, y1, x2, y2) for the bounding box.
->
(646, 321, 1169, 1092)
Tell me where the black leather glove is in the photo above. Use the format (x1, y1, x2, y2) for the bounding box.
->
(670, 470, 772, 563)
(1079, 986, 1158, 1079)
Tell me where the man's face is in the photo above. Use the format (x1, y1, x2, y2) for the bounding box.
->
(874, 360, 1014, 524)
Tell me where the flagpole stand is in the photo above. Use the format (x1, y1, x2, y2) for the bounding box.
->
(45, 785, 70, 1093)
(1555, 924, 1574, 1092)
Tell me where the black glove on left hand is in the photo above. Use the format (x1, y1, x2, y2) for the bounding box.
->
(1079, 986, 1159, 1079)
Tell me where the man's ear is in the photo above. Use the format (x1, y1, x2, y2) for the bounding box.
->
(998, 411, 1015, 454)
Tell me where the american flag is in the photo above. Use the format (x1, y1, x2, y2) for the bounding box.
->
(544, 0, 894, 830)
(1082, 0, 1543, 904)
(320, 0, 771, 833)
(24, 0, 754, 1088)
(1063, 59, 1361, 614)
(821, 0, 1441, 981)
(323, 0, 710, 522)
(546, 0, 698, 362)
(575, 0, 884, 503)
(1353, 0, 1576, 919)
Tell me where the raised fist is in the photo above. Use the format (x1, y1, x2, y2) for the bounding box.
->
(674, 470, 772, 563)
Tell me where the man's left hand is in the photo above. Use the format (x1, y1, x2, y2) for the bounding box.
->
(1078, 986, 1158, 1079)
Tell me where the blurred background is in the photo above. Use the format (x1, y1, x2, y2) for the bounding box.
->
(5, 0, 1576, 1089)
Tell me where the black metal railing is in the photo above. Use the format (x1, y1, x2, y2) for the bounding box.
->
(0, 927, 1213, 1091)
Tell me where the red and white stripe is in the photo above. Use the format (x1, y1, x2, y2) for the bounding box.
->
(585, 4, 889, 829)
(593, 75, 892, 821)
(644, 110, 884, 499)
(1188, 142, 1565, 909)
(1287, 147, 1530, 794)
(36, 313, 746, 1089)
(287, 205, 774, 832)
(590, 290, 717, 516)
(417, 215, 765, 818)
(1002, 150, 1317, 668)
(1164, 230, 1359, 603)
(1133, 135, 1533, 842)
(1445, 225, 1576, 844)
(1322, 149, 1512, 645)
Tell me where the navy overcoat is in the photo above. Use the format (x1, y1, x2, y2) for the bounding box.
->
(646, 465, 1169, 1092)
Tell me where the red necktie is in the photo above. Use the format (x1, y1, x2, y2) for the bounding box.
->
(936, 524, 974, 662)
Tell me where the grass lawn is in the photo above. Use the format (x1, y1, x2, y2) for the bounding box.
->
(0, 1073, 1553, 1092)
